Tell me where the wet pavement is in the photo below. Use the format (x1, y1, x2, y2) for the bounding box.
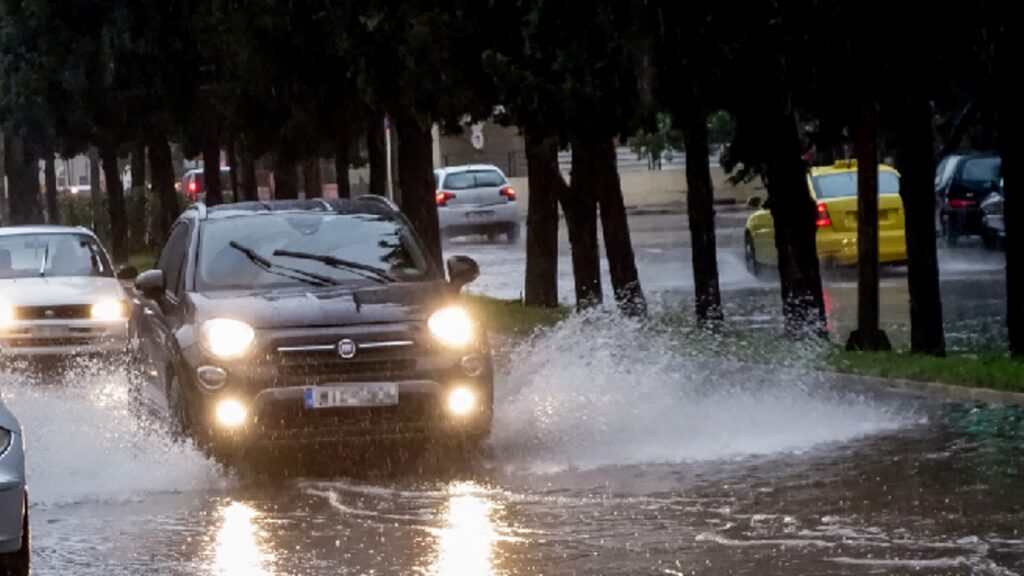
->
(3, 209, 1021, 575)
(5, 315, 1024, 575)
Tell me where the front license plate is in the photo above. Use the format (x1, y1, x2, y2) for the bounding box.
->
(466, 210, 495, 220)
(33, 325, 65, 337)
(304, 384, 399, 409)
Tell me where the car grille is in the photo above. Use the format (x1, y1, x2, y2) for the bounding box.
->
(15, 304, 92, 320)
(1, 337, 97, 348)
(275, 356, 417, 379)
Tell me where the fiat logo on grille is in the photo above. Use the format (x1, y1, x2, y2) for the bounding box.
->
(44, 309, 56, 319)
(337, 339, 358, 359)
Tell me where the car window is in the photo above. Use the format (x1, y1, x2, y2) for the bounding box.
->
(441, 170, 506, 190)
(157, 223, 192, 295)
(196, 212, 432, 291)
(960, 157, 1001, 185)
(936, 156, 959, 188)
(0, 233, 113, 279)
(813, 171, 900, 199)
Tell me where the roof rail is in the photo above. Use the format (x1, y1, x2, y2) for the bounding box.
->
(355, 194, 400, 213)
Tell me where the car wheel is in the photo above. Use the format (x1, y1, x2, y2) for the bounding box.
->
(505, 224, 521, 243)
(942, 216, 960, 247)
(744, 234, 762, 277)
(0, 497, 29, 576)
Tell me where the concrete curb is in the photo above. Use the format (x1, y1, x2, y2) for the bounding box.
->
(830, 370, 1024, 406)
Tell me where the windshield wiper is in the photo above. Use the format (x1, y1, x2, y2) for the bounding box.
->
(39, 243, 50, 277)
(272, 249, 396, 284)
(228, 241, 337, 287)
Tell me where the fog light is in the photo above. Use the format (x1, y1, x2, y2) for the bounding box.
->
(215, 399, 247, 428)
(447, 386, 477, 416)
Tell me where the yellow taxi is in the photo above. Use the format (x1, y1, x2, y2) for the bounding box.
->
(744, 160, 906, 275)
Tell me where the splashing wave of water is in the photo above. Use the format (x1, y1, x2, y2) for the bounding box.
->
(491, 311, 917, 472)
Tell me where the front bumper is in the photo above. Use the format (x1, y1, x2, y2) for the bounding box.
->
(0, 319, 128, 357)
(0, 431, 26, 554)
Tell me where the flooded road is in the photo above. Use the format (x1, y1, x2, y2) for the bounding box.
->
(5, 317, 1023, 575)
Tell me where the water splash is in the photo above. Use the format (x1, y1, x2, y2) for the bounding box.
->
(491, 310, 915, 472)
(1, 360, 226, 508)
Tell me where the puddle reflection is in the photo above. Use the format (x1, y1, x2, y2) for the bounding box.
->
(211, 501, 274, 576)
(426, 482, 506, 576)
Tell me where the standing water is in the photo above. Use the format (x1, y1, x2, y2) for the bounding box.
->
(1, 314, 1021, 575)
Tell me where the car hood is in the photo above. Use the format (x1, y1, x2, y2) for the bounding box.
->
(189, 281, 455, 329)
(0, 276, 125, 307)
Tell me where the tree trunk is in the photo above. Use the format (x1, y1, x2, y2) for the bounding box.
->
(0, 131, 7, 224)
(88, 147, 106, 236)
(524, 127, 566, 307)
(202, 139, 223, 206)
(100, 143, 128, 264)
(147, 133, 179, 242)
(302, 157, 323, 198)
(335, 135, 352, 199)
(681, 109, 724, 327)
(763, 112, 827, 338)
(273, 157, 299, 199)
(998, 50, 1022, 358)
(565, 141, 604, 309)
(131, 143, 147, 193)
(226, 139, 239, 202)
(847, 100, 891, 351)
(239, 148, 258, 201)
(4, 133, 44, 224)
(395, 113, 442, 266)
(44, 154, 59, 224)
(892, 96, 946, 356)
(585, 137, 647, 316)
(367, 110, 388, 197)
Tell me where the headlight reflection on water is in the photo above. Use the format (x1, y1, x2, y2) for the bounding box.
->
(212, 501, 274, 576)
(426, 482, 515, 576)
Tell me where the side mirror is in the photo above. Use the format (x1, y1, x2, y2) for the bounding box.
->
(747, 196, 764, 209)
(134, 269, 165, 299)
(446, 256, 480, 292)
(116, 265, 139, 280)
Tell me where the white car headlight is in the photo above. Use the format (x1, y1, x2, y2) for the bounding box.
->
(428, 306, 474, 348)
(91, 299, 126, 321)
(0, 304, 14, 328)
(201, 318, 256, 359)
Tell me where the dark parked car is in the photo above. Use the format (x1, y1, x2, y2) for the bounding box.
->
(980, 179, 1004, 251)
(935, 153, 1002, 246)
(129, 198, 493, 463)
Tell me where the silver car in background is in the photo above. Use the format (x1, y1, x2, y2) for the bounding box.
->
(434, 164, 520, 242)
(0, 400, 27, 576)
(0, 226, 132, 361)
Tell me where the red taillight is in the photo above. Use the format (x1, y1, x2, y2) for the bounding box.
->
(816, 202, 832, 227)
(950, 199, 976, 209)
(188, 180, 198, 193)
(500, 186, 517, 201)
(436, 191, 456, 207)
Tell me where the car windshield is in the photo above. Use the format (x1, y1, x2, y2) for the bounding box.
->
(0, 233, 113, 279)
(813, 171, 901, 199)
(442, 170, 506, 190)
(961, 157, 1001, 185)
(197, 212, 432, 291)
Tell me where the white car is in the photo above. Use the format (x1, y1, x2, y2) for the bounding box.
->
(0, 400, 27, 576)
(434, 164, 520, 242)
(0, 226, 131, 361)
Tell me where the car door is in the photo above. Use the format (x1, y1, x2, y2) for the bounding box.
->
(136, 222, 193, 413)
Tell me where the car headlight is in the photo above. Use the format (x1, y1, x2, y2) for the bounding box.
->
(428, 306, 474, 348)
(0, 304, 14, 328)
(91, 299, 126, 321)
(201, 318, 256, 359)
(215, 398, 248, 428)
